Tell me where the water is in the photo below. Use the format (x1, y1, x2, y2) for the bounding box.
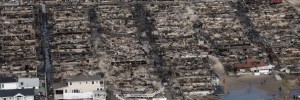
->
(221, 86, 272, 100)
(291, 89, 300, 96)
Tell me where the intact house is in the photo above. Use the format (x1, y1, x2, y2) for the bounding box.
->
(235, 57, 275, 75)
(18, 78, 39, 90)
(0, 77, 39, 90)
(53, 75, 106, 100)
(0, 77, 39, 100)
(0, 77, 18, 90)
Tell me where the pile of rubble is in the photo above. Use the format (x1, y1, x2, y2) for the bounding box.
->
(148, 3, 218, 98)
(48, 5, 97, 79)
(95, 4, 163, 99)
(244, 1, 300, 73)
(1, 0, 300, 99)
(0, 6, 41, 77)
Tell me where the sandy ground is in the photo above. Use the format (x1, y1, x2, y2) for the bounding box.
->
(209, 55, 226, 77)
(224, 75, 286, 94)
(208, 55, 294, 99)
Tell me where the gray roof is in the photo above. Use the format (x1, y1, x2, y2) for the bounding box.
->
(0, 89, 35, 97)
(53, 82, 67, 89)
(66, 75, 101, 82)
(18, 78, 39, 88)
(0, 77, 17, 83)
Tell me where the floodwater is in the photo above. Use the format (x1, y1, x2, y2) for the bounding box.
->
(220, 86, 272, 100)
(291, 89, 300, 96)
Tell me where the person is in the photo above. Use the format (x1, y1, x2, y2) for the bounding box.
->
(279, 87, 282, 92)
(293, 95, 296, 100)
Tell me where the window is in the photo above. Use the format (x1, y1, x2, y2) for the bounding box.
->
(1, 84, 3, 88)
(16, 96, 22, 100)
(80, 82, 81, 85)
(3, 98, 7, 100)
(65, 90, 67, 93)
(92, 81, 94, 84)
(73, 89, 80, 93)
(55, 90, 63, 94)
(69, 82, 72, 85)
(86, 81, 88, 84)
(20, 82, 23, 85)
(97, 88, 99, 90)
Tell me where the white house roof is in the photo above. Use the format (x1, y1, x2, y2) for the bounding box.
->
(250, 65, 275, 71)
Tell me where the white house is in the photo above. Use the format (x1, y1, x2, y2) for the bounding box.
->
(18, 78, 39, 89)
(53, 75, 106, 100)
(250, 65, 275, 75)
(0, 77, 39, 90)
(0, 77, 38, 100)
(0, 77, 18, 90)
